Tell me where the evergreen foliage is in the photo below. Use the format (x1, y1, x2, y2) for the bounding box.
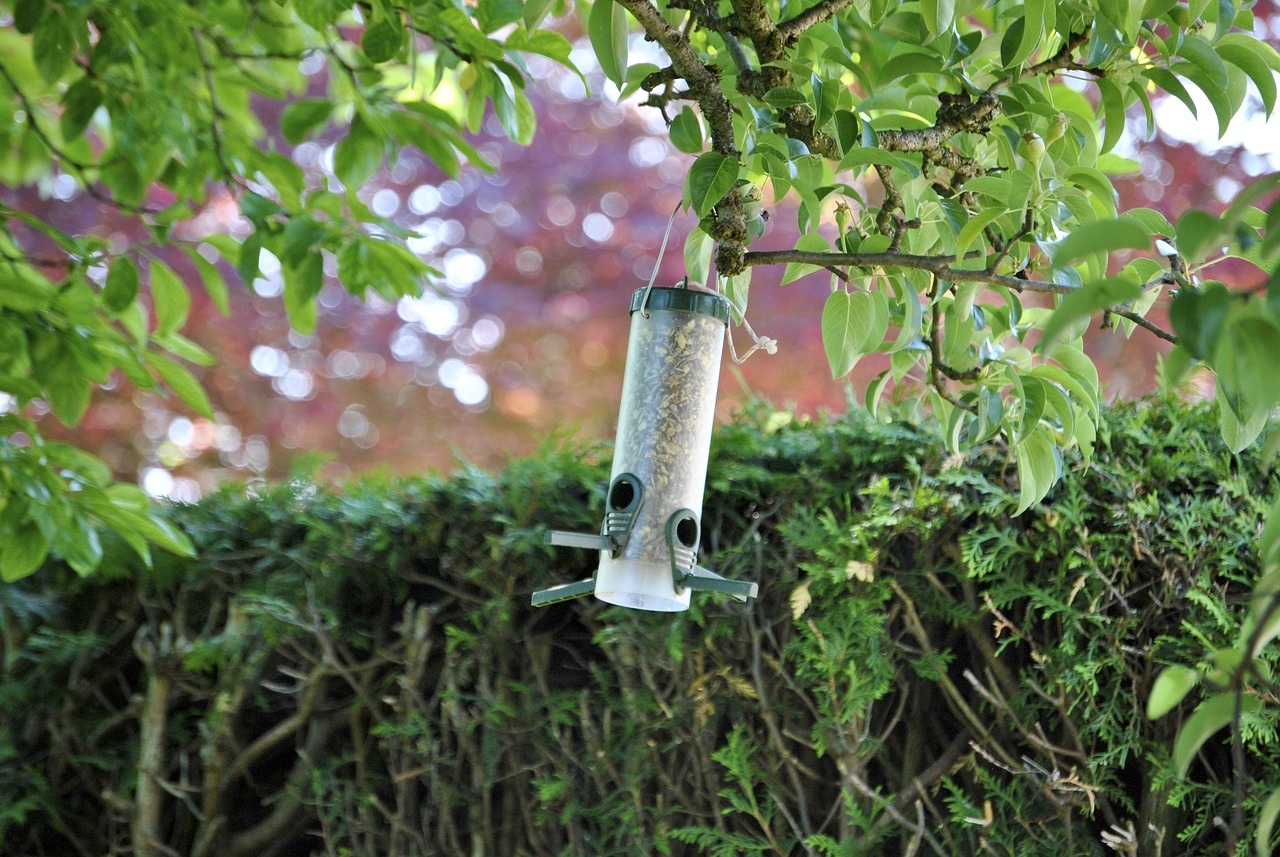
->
(1, 395, 1277, 856)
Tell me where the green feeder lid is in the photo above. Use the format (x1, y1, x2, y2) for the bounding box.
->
(630, 286, 731, 324)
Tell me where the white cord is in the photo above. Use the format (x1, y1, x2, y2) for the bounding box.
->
(686, 279, 778, 364)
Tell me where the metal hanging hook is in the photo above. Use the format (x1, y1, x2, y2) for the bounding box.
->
(639, 201, 683, 318)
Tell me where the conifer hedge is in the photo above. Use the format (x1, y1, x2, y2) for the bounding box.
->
(1, 397, 1277, 856)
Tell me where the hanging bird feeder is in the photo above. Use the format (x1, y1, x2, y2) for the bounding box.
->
(533, 282, 759, 611)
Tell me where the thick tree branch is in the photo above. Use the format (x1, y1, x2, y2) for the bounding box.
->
(743, 249, 1179, 342)
(618, 0, 748, 272)
(877, 91, 1003, 153)
(777, 0, 857, 42)
(615, 0, 736, 156)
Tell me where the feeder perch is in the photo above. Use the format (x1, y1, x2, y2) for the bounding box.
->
(533, 283, 759, 611)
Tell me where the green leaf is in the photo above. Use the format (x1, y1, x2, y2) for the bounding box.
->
(1097, 78, 1126, 154)
(60, 75, 102, 142)
(280, 98, 333, 144)
(52, 514, 103, 576)
(45, 442, 113, 487)
(494, 88, 537, 146)
(283, 252, 324, 334)
(0, 265, 53, 311)
(1121, 207, 1175, 238)
(837, 147, 919, 177)
(186, 247, 230, 316)
(1144, 66, 1199, 117)
(104, 484, 194, 557)
(811, 75, 839, 130)
(955, 208, 1005, 259)
(14, 0, 45, 33)
(686, 152, 739, 218)
(477, 0, 524, 32)
(1174, 208, 1226, 264)
(1013, 427, 1059, 515)
(1257, 787, 1280, 857)
(920, 0, 954, 36)
(821, 290, 887, 378)
(1173, 692, 1259, 778)
(1063, 166, 1119, 215)
(763, 87, 809, 108)
(1007, 0, 1045, 68)
(684, 227, 713, 287)
(1046, 219, 1150, 268)
(1147, 665, 1200, 719)
(154, 332, 216, 367)
(104, 257, 140, 314)
(149, 258, 190, 337)
(1219, 398, 1267, 453)
(1177, 33, 1230, 93)
(363, 15, 405, 62)
(1217, 37, 1278, 118)
(46, 349, 92, 426)
(1169, 280, 1232, 360)
(720, 269, 750, 317)
(33, 15, 72, 82)
(1039, 276, 1143, 348)
(148, 352, 214, 419)
(1, 518, 49, 582)
(833, 109, 859, 154)
(781, 233, 831, 285)
(525, 0, 559, 29)
(333, 113, 383, 188)
(1216, 316, 1280, 421)
(589, 0, 629, 87)
(670, 108, 703, 155)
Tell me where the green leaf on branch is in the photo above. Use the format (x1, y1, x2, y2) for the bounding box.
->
(1147, 665, 1201, 719)
(284, 252, 324, 334)
(670, 108, 703, 154)
(362, 15, 406, 62)
(686, 152, 739, 218)
(280, 98, 334, 144)
(60, 75, 102, 142)
(0, 518, 50, 582)
(1258, 787, 1280, 857)
(1217, 35, 1279, 118)
(589, 0, 629, 87)
(147, 353, 214, 419)
(1013, 426, 1059, 515)
(1173, 692, 1259, 778)
(149, 258, 190, 338)
(1219, 399, 1267, 453)
(334, 113, 384, 188)
(45, 349, 93, 427)
(684, 227, 713, 286)
(1045, 218, 1150, 269)
(821, 289, 887, 378)
(1038, 275, 1142, 348)
(1006, 0, 1046, 68)
(782, 233, 831, 285)
(720, 269, 750, 317)
(920, 0, 955, 36)
(1096, 78, 1126, 154)
(104, 257, 140, 314)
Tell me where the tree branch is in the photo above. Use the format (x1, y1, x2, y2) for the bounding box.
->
(744, 249, 1179, 342)
(614, 0, 736, 156)
(777, 0, 857, 41)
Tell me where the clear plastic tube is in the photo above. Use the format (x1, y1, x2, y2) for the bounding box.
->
(595, 290, 726, 611)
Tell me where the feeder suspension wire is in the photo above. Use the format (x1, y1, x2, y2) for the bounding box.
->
(638, 201, 775, 362)
(639, 201, 682, 318)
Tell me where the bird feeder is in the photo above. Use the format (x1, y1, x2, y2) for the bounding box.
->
(533, 283, 759, 611)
